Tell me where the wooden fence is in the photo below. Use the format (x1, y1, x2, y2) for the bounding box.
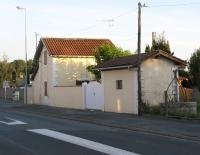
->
(179, 86, 193, 102)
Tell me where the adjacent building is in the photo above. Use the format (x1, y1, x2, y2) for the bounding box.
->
(96, 51, 187, 114)
(29, 38, 113, 109)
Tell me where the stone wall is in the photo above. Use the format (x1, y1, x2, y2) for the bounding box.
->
(160, 102, 197, 115)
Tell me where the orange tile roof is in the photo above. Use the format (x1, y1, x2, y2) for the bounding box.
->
(31, 38, 114, 80)
(96, 51, 187, 71)
(41, 38, 113, 57)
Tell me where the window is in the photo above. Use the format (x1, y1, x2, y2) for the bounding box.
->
(44, 51, 47, 65)
(116, 80, 123, 89)
(44, 81, 48, 96)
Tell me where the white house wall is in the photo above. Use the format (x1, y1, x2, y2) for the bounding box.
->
(52, 57, 95, 87)
(51, 86, 84, 109)
(32, 71, 40, 104)
(141, 57, 177, 106)
(31, 47, 54, 106)
(102, 69, 138, 114)
(30, 48, 94, 109)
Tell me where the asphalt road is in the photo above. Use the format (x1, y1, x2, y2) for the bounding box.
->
(0, 104, 200, 155)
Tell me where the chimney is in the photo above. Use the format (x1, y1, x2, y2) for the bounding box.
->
(152, 32, 156, 43)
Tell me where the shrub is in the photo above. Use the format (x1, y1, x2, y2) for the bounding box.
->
(142, 102, 160, 115)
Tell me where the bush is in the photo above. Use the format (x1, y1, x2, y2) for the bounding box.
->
(142, 102, 151, 113)
(142, 102, 160, 115)
(150, 106, 160, 115)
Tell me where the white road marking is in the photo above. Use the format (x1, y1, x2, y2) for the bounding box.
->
(28, 129, 139, 155)
(0, 117, 27, 125)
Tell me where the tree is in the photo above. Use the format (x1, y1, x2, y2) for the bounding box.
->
(0, 56, 34, 87)
(145, 33, 171, 54)
(189, 48, 200, 90)
(27, 59, 34, 84)
(145, 45, 151, 53)
(178, 70, 192, 88)
(11, 59, 26, 77)
(0, 54, 12, 87)
(87, 45, 131, 79)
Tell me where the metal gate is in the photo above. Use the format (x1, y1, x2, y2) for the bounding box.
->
(0, 87, 24, 104)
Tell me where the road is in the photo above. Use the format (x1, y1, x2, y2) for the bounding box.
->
(0, 104, 199, 155)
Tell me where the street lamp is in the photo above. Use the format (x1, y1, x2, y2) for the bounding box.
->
(16, 6, 28, 104)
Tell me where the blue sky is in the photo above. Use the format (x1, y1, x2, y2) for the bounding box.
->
(0, 0, 200, 61)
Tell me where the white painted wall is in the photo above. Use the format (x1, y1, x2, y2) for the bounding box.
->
(52, 57, 95, 86)
(29, 47, 90, 109)
(27, 86, 33, 104)
(52, 86, 84, 109)
(102, 69, 138, 114)
(141, 57, 179, 106)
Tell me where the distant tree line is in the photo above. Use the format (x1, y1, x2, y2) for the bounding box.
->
(0, 54, 33, 88)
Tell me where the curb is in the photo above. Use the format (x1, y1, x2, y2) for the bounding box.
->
(2, 108, 200, 144)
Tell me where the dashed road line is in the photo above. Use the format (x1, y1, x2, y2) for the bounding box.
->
(28, 129, 139, 155)
(0, 117, 27, 125)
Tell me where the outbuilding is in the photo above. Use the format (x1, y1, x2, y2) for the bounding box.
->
(96, 51, 187, 114)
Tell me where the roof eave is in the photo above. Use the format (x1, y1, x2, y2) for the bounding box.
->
(51, 55, 94, 58)
(94, 65, 135, 71)
(155, 51, 187, 66)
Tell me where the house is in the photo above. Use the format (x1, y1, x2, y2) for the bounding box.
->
(29, 38, 113, 109)
(96, 51, 187, 114)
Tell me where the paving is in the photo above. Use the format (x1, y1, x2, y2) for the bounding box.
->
(0, 102, 200, 155)
(2, 103, 200, 143)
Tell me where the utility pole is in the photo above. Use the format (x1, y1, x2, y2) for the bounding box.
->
(137, 2, 147, 116)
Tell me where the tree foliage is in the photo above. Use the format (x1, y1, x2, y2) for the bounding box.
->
(145, 33, 171, 54)
(178, 70, 192, 88)
(189, 48, 200, 90)
(87, 45, 131, 79)
(145, 45, 151, 53)
(0, 54, 33, 87)
(0, 54, 12, 87)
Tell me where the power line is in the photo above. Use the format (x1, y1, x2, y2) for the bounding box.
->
(116, 33, 151, 42)
(73, 24, 100, 34)
(112, 8, 138, 20)
(71, 8, 138, 35)
(150, 2, 200, 8)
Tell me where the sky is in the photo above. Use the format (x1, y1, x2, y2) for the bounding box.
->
(0, 0, 200, 61)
